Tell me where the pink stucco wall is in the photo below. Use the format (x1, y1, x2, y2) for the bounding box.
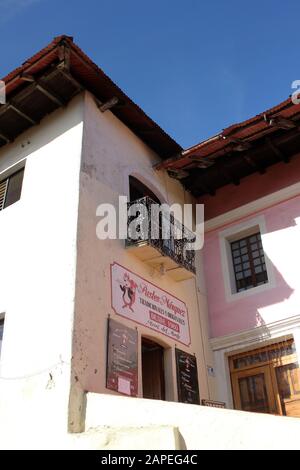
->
(199, 155, 300, 220)
(204, 194, 300, 338)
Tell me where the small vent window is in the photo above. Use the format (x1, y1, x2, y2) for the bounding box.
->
(0, 179, 8, 210)
(0, 317, 5, 357)
(0, 168, 24, 211)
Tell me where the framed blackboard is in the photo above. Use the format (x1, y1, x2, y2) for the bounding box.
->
(106, 318, 138, 397)
(175, 348, 200, 404)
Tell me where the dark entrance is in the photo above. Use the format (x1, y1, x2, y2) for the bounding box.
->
(142, 338, 165, 400)
(129, 176, 161, 203)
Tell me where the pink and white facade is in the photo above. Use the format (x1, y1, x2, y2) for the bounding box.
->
(2, 35, 300, 448)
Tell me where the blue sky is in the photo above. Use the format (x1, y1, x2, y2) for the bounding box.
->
(0, 1, 299, 148)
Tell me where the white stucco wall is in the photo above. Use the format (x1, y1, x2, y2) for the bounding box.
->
(0, 87, 297, 449)
(0, 94, 84, 443)
(85, 393, 300, 450)
(70, 92, 216, 430)
(0, 88, 216, 446)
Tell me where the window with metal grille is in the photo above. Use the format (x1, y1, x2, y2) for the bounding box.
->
(231, 232, 268, 292)
(0, 168, 24, 211)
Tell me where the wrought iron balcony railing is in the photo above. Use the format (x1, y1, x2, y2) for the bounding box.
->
(126, 196, 196, 277)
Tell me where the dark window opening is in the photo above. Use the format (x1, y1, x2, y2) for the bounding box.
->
(0, 168, 24, 211)
(231, 232, 268, 292)
(142, 338, 165, 400)
(129, 176, 160, 203)
(0, 317, 5, 357)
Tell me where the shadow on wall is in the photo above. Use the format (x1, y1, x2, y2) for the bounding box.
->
(0, 96, 83, 174)
(176, 429, 187, 450)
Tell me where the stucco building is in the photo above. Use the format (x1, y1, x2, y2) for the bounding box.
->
(0, 36, 216, 448)
(1, 36, 300, 449)
(161, 98, 300, 419)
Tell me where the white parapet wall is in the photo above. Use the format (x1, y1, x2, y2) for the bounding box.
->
(2, 391, 300, 449)
(84, 393, 300, 450)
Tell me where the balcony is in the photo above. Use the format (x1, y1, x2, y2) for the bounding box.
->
(126, 197, 196, 281)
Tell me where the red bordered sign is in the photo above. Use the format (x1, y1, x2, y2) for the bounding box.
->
(111, 262, 191, 346)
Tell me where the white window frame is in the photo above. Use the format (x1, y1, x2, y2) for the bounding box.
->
(219, 215, 276, 302)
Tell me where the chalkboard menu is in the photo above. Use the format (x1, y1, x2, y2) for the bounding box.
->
(106, 318, 138, 397)
(175, 348, 200, 404)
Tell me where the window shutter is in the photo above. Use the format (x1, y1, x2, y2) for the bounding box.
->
(0, 178, 8, 211)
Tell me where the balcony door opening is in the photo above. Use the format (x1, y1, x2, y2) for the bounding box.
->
(142, 337, 165, 401)
(129, 176, 161, 203)
(126, 176, 196, 281)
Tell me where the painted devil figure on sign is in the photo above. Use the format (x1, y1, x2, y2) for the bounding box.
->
(119, 272, 137, 312)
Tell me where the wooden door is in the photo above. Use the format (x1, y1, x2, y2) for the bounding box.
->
(142, 338, 165, 400)
(273, 360, 300, 417)
(230, 340, 300, 417)
(232, 365, 278, 414)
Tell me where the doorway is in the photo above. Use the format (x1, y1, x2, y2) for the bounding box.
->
(142, 338, 165, 400)
(230, 339, 300, 417)
(129, 176, 161, 203)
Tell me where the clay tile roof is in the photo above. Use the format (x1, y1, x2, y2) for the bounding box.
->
(1, 36, 182, 159)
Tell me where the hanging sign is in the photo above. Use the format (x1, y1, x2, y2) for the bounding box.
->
(111, 262, 191, 346)
(176, 348, 200, 404)
(106, 318, 138, 397)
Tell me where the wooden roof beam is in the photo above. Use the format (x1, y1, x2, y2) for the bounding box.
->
(0, 132, 11, 143)
(36, 82, 66, 107)
(15, 77, 67, 108)
(20, 73, 35, 82)
(219, 164, 240, 186)
(265, 137, 290, 163)
(187, 173, 216, 196)
(167, 169, 189, 180)
(21, 65, 82, 95)
(98, 97, 119, 113)
(266, 115, 297, 130)
(242, 153, 258, 170)
(56, 66, 83, 91)
(199, 182, 216, 196)
(10, 104, 37, 125)
(58, 43, 71, 70)
(229, 138, 252, 152)
(222, 154, 240, 186)
(0, 101, 36, 125)
(189, 157, 215, 169)
(242, 153, 266, 174)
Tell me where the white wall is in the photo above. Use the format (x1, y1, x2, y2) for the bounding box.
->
(0, 88, 216, 445)
(85, 393, 300, 450)
(0, 94, 84, 440)
(69, 92, 216, 430)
